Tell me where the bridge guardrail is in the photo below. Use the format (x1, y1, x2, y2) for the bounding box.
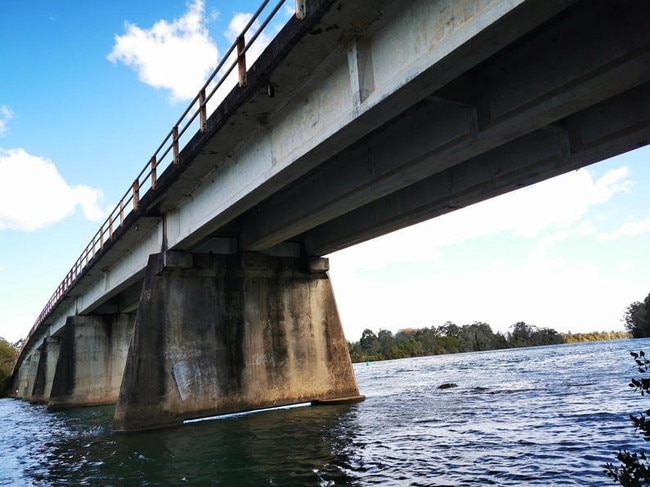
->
(26, 0, 301, 345)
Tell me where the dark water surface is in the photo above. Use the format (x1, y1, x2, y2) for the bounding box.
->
(1, 339, 648, 486)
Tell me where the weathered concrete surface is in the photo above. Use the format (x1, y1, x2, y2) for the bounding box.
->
(48, 314, 134, 408)
(113, 251, 362, 432)
(29, 337, 61, 404)
(13, 348, 39, 401)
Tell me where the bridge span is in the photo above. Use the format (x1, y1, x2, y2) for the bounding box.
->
(13, 0, 650, 431)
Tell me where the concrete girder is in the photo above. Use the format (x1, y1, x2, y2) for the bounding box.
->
(163, 0, 574, 253)
(304, 82, 650, 254)
(237, 0, 650, 252)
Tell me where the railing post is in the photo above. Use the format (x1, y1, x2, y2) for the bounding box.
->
(133, 179, 140, 211)
(237, 35, 247, 88)
(295, 0, 307, 19)
(150, 155, 157, 189)
(172, 126, 180, 165)
(120, 200, 125, 225)
(199, 89, 207, 133)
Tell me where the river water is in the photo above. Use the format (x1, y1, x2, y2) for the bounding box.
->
(1, 338, 648, 486)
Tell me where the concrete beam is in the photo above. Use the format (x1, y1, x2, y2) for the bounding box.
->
(164, 0, 573, 253)
(237, 0, 650, 252)
(306, 82, 650, 254)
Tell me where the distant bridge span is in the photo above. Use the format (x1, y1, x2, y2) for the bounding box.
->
(13, 0, 650, 431)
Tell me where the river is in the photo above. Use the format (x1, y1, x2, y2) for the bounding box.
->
(1, 338, 647, 486)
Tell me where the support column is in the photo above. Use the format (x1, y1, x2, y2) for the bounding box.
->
(14, 350, 39, 401)
(48, 313, 135, 409)
(114, 251, 363, 432)
(30, 337, 61, 404)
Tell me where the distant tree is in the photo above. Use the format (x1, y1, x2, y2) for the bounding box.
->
(508, 322, 535, 347)
(461, 322, 505, 351)
(606, 351, 650, 485)
(348, 341, 364, 363)
(438, 321, 461, 339)
(0, 337, 18, 397)
(377, 329, 394, 358)
(624, 294, 650, 338)
(507, 322, 564, 348)
(359, 329, 380, 358)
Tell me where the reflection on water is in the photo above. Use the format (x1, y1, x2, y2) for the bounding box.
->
(1, 339, 648, 486)
(2, 401, 360, 486)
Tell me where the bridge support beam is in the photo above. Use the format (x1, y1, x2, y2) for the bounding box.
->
(113, 251, 363, 432)
(48, 314, 134, 409)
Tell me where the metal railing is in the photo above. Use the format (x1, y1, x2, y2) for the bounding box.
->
(26, 0, 303, 342)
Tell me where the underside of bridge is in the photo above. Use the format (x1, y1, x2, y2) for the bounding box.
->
(224, 0, 650, 257)
(12, 0, 650, 432)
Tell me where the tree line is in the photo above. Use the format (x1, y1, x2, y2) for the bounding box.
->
(348, 321, 628, 363)
(0, 338, 19, 397)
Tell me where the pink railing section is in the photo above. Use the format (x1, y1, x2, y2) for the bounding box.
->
(28, 0, 302, 340)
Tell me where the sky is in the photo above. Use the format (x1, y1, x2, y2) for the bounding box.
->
(1, 0, 649, 345)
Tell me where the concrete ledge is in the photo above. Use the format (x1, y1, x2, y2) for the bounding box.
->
(312, 395, 366, 406)
(308, 257, 329, 273)
(163, 250, 193, 270)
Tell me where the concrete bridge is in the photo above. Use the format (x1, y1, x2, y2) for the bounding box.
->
(12, 0, 650, 431)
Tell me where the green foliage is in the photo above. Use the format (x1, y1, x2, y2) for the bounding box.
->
(606, 351, 650, 485)
(507, 321, 564, 347)
(624, 294, 650, 338)
(0, 337, 19, 397)
(563, 331, 630, 343)
(348, 321, 565, 363)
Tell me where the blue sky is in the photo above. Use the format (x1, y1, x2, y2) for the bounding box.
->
(1, 0, 649, 344)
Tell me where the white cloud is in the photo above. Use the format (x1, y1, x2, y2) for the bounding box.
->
(598, 212, 650, 240)
(0, 148, 105, 231)
(328, 165, 637, 339)
(107, 0, 219, 102)
(330, 166, 631, 271)
(0, 105, 14, 136)
(225, 13, 253, 43)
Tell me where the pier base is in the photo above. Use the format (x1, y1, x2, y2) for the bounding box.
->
(48, 314, 134, 408)
(113, 251, 363, 432)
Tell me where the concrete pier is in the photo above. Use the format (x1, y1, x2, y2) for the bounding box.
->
(114, 251, 363, 432)
(29, 337, 60, 404)
(14, 349, 38, 401)
(48, 314, 134, 409)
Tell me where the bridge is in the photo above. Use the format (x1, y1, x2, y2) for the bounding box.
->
(12, 0, 650, 431)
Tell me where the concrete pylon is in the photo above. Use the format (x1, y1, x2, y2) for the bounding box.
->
(113, 251, 363, 432)
(48, 314, 135, 409)
(13, 349, 39, 401)
(30, 337, 61, 404)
